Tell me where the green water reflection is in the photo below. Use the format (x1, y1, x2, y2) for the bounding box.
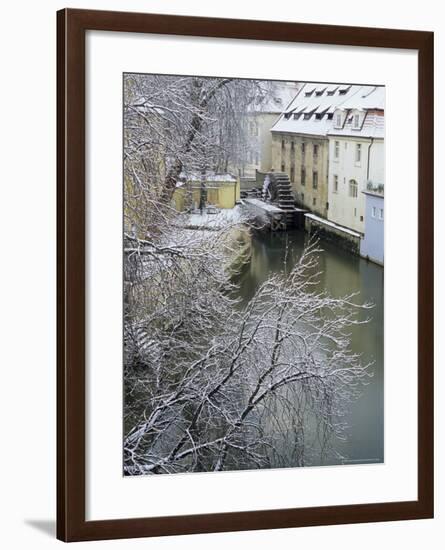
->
(236, 230, 384, 466)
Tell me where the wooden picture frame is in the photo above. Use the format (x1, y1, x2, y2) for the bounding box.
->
(57, 8, 434, 542)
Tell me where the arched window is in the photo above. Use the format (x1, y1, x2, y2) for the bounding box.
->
(349, 179, 358, 198)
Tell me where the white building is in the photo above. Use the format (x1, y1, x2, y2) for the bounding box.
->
(327, 86, 385, 234)
(243, 82, 300, 178)
(270, 82, 368, 218)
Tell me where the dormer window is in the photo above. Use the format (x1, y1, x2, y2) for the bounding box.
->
(284, 112, 292, 120)
(353, 114, 360, 129)
(303, 113, 312, 120)
(326, 86, 338, 96)
(335, 113, 342, 128)
(293, 113, 301, 120)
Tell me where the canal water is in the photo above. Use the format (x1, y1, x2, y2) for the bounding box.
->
(236, 230, 384, 467)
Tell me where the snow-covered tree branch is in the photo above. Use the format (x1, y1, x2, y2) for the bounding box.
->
(122, 74, 374, 475)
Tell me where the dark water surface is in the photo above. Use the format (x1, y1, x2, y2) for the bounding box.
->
(236, 230, 384, 466)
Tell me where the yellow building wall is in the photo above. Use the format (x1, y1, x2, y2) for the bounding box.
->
(271, 133, 329, 218)
(173, 180, 240, 211)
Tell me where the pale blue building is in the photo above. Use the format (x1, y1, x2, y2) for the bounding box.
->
(360, 187, 384, 265)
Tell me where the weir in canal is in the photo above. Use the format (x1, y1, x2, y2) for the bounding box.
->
(235, 229, 384, 467)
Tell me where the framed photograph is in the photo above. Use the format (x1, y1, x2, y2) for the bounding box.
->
(57, 8, 434, 542)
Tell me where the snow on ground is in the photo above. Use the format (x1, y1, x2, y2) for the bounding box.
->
(182, 205, 247, 229)
(305, 213, 362, 238)
(154, 206, 248, 252)
(243, 197, 283, 213)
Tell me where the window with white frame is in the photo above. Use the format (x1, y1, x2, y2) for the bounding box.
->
(355, 143, 362, 163)
(379, 207, 384, 220)
(372, 206, 377, 218)
(349, 179, 358, 198)
(333, 174, 338, 193)
(336, 113, 342, 127)
(334, 141, 340, 159)
(353, 114, 360, 129)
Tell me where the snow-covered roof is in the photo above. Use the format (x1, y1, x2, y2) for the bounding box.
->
(327, 86, 385, 138)
(271, 83, 385, 138)
(336, 86, 385, 111)
(271, 83, 361, 136)
(328, 110, 384, 139)
(178, 172, 237, 184)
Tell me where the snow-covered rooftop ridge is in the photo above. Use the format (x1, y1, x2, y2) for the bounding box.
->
(178, 172, 237, 183)
(271, 83, 384, 137)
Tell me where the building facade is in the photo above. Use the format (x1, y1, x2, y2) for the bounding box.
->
(270, 83, 363, 218)
(173, 174, 240, 211)
(327, 86, 385, 234)
(243, 82, 300, 178)
(360, 189, 384, 264)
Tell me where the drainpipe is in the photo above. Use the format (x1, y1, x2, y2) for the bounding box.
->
(367, 137, 374, 182)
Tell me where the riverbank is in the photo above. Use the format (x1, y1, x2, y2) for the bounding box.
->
(180, 206, 252, 274)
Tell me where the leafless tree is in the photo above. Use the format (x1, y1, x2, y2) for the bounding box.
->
(123, 74, 276, 211)
(124, 237, 372, 474)
(122, 74, 372, 475)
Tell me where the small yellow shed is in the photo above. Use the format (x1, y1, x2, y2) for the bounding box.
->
(173, 174, 240, 212)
